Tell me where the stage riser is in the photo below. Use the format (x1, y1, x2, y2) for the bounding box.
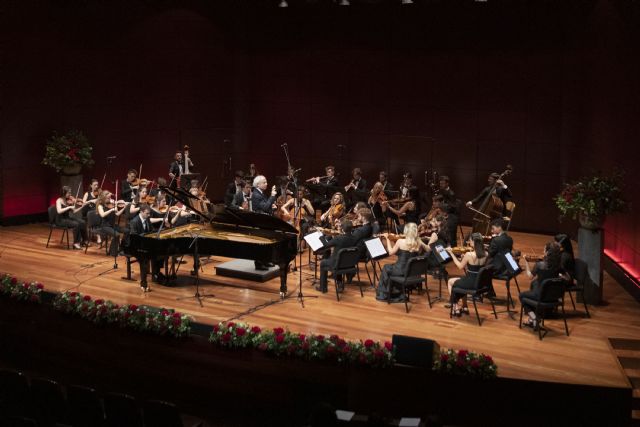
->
(0, 299, 631, 426)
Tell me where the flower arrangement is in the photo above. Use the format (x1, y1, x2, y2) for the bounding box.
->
(433, 348, 497, 379)
(1, 274, 44, 303)
(53, 291, 191, 338)
(210, 321, 395, 367)
(555, 170, 627, 225)
(42, 129, 95, 173)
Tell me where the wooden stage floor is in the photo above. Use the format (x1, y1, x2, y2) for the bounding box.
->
(1, 223, 637, 391)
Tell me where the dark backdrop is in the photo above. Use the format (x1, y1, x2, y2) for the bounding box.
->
(0, 0, 637, 278)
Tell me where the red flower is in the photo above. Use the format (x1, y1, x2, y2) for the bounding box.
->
(69, 292, 78, 297)
(298, 334, 306, 342)
(250, 326, 262, 334)
(441, 354, 449, 362)
(236, 327, 246, 337)
(316, 335, 325, 341)
(302, 342, 310, 350)
(364, 339, 375, 348)
(384, 341, 393, 351)
(36, 283, 44, 290)
(470, 360, 480, 369)
(30, 295, 39, 302)
(138, 309, 146, 316)
(258, 343, 268, 351)
(129, 304, 138, 311)
(213, 324, 220, 333)
(483, 355, 493, 363)
(83, 295, 92, 301)
(457, 349, 469, 359)
(227, 322, 235, 328)
(222, 333, 231, 342)
(273, 327, 285, 335)
(69, 298, 77, 305)
(330, 334, 339, 341)
(10, 277, 17, 285)
(342, 345, 351, 354)
(161, 310, 169, 316)
(374, 349, 384, 359)
(172, 312, 181, 318)
(275, 334, 285, 344)
(172, 318, 181, 326)
(326, 345, 336, 354)
(23, 282, 30, 289)
(95, 299, 104, 305)
(337, 339, 346, 348)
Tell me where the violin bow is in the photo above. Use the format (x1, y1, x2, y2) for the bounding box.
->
(100, 173, 107, 191)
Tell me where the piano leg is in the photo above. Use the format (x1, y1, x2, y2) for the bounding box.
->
(279, 262, 288, 297)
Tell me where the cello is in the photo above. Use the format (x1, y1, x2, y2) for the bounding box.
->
(469, 165, 513, 235)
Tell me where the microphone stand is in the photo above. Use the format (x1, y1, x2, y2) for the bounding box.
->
(176, 232, 214, 307)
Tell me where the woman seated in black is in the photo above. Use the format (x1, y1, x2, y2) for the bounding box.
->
(555, 233, 575, 280)
(376, 222, 436, 302)
(55, 186, 87, 249)
(519, 242, 570, 329)
(445, 233, 488, 316)
(96, 191, 129, 256)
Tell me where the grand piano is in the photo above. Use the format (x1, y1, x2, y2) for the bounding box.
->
(126, 188, 299, 295)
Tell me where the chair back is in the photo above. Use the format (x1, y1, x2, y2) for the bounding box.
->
(403, 256, 428, 280)
(86, 210, 102, 229)
(371, 221, 381, 235)
(574, 258, 591, 288)
(335, 247, 360, 270)
(104, 392, 142, 427)
(67, 385, 105, 427)
(539, 278, 566, 303)
(47, 205, 57, 224)
(142, 400, 183, 427)
(0, 370, 30, 417)
(474, 266, 495, 292)
(30, 377, 67, 425)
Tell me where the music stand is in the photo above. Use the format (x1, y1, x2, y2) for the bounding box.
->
(176, 232, 215, 307)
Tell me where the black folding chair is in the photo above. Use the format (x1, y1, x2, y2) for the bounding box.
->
(45, 205, 73, 249)
(519, 278, 570, 340)
(0, 369, 31, 418)
(332, 247, 362, 301)
(143, 400, 204, 427)
(450, 266, 498, 326)
(30, 377, 68, 426)
(85, 210, 110, 255)
(104, 392, 142, 427)
(564, 258, 591, 318)
(389, 256, 431, 313)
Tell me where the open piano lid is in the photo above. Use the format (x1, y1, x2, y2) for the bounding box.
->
(159, 186, 298, 235)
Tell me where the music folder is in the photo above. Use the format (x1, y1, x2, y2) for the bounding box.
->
(500, 252, 522, 275)
(430, 242, 452, 264)
(365, 237, 388, 261)
(303, 231, 329, 253)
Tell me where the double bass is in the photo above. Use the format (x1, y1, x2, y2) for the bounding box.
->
(469, 165, 513, 235)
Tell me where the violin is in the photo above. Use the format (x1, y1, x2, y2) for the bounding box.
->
(140, 194, 156, 205)
(66, 196, 84, 207)
(106, 199, 128, 209)
(524, 254, 544, 262)
(131, 178, 151, 187)
(158, 205, 182, 214)
(326, 203, 345, 225)
(375, 233, 404, 242)
(450, 246, 474, 256)
(313, 226, 342, 236)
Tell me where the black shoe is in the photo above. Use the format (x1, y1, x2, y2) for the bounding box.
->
(346, 275, 354, 284)
(337, 280, 344, 293)
(152, 272, 166, 283)
(314, 284, 327, 293)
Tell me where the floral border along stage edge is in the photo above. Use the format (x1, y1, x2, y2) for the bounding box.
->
(0, 274, 497, 377)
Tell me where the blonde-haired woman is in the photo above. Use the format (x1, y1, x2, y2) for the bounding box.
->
(376, 222, 437, 301)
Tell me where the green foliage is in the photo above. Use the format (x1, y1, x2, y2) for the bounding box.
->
(433, 348, 498, 379)
(555, 170, 628, 220)
(42, 129, 95, 172)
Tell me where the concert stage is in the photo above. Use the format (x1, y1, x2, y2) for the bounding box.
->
(1, 223, 638, 424)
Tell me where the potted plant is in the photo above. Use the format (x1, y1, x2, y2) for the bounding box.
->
(42, 129, 94, 175)
(554, 170, 628, 230)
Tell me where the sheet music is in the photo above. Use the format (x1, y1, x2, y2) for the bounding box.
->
(365, 237, 387, 259)
(504, 252, 520, 272)
(434, 244, 451, 261)
(303, 231, 325, 252)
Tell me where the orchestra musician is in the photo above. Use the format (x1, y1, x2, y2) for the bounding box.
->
(554, 234, 575, 280)
(320, 192, 345, 229)
(438, 176, 461, 246)
(378, 171, 394, 192)
(376, 223, 436, 302)
(280, 185, 315, 235)
(445, 233, 488, 315)
(486, 218, 514, 277)
(96, 191, 128, 257)
(149, 177, 167, 198)
(169, 151, 185, 189)
(309, 165, 339, 211)
(81, 179, 101, 219)
(344, 168, 367, 192)
(317, 219, 357, 294)
(225, 171, 245, 207)
(246, 163, 258, 183)
(55, 186, 88, 249)
(345, 208, 376, 284)
(368, 182, 387, 224)
(466, 172, 513, 216)
(232, 181, 253, 210)
(251, 175, 278, 270)
(384, 173, 420, 229)
(121, 169, 139, 202)
(128, 204, 166, 290)
(519, 241, 569, 329)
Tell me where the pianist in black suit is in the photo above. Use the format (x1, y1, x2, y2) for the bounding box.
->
(225, 170, 245, 207)
(251, 175, 278, 270)
(317, 219, 358, 294)
(129, 204, 166, 290)
(487, 218, 514, 276)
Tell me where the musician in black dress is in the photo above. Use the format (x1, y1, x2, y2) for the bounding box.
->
(519, 242, 569, 329)
(466, 172, 512, 216)
(446, 233, 488, 316)
(317, 219, 357, 294)
(555, 234, 575, 279)
(80, 179, 100, 219)
(439, 175, 460, 246)
(55, 186, 87, 249)
(96, 191, 128, 257)
(121, 169, 139, 202)
(225, 171, 245, 206)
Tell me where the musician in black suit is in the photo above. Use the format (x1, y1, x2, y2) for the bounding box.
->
(344, 168, 367, 192)
(121, 169, 139, 202)
(129, 204, 166, 289)
(317, 219, 358, 293)
(225, 170, 245, 206)
(168, 151, 184, 189)
(310, 165, 340, 211)
(439, 175, 460, 246)
(379, 171, 394, 193)
(466, 173, 513, 216)
(232, 181, 253, 210)
(486, 218, 514, 276)
(346, 208, 375, 283)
